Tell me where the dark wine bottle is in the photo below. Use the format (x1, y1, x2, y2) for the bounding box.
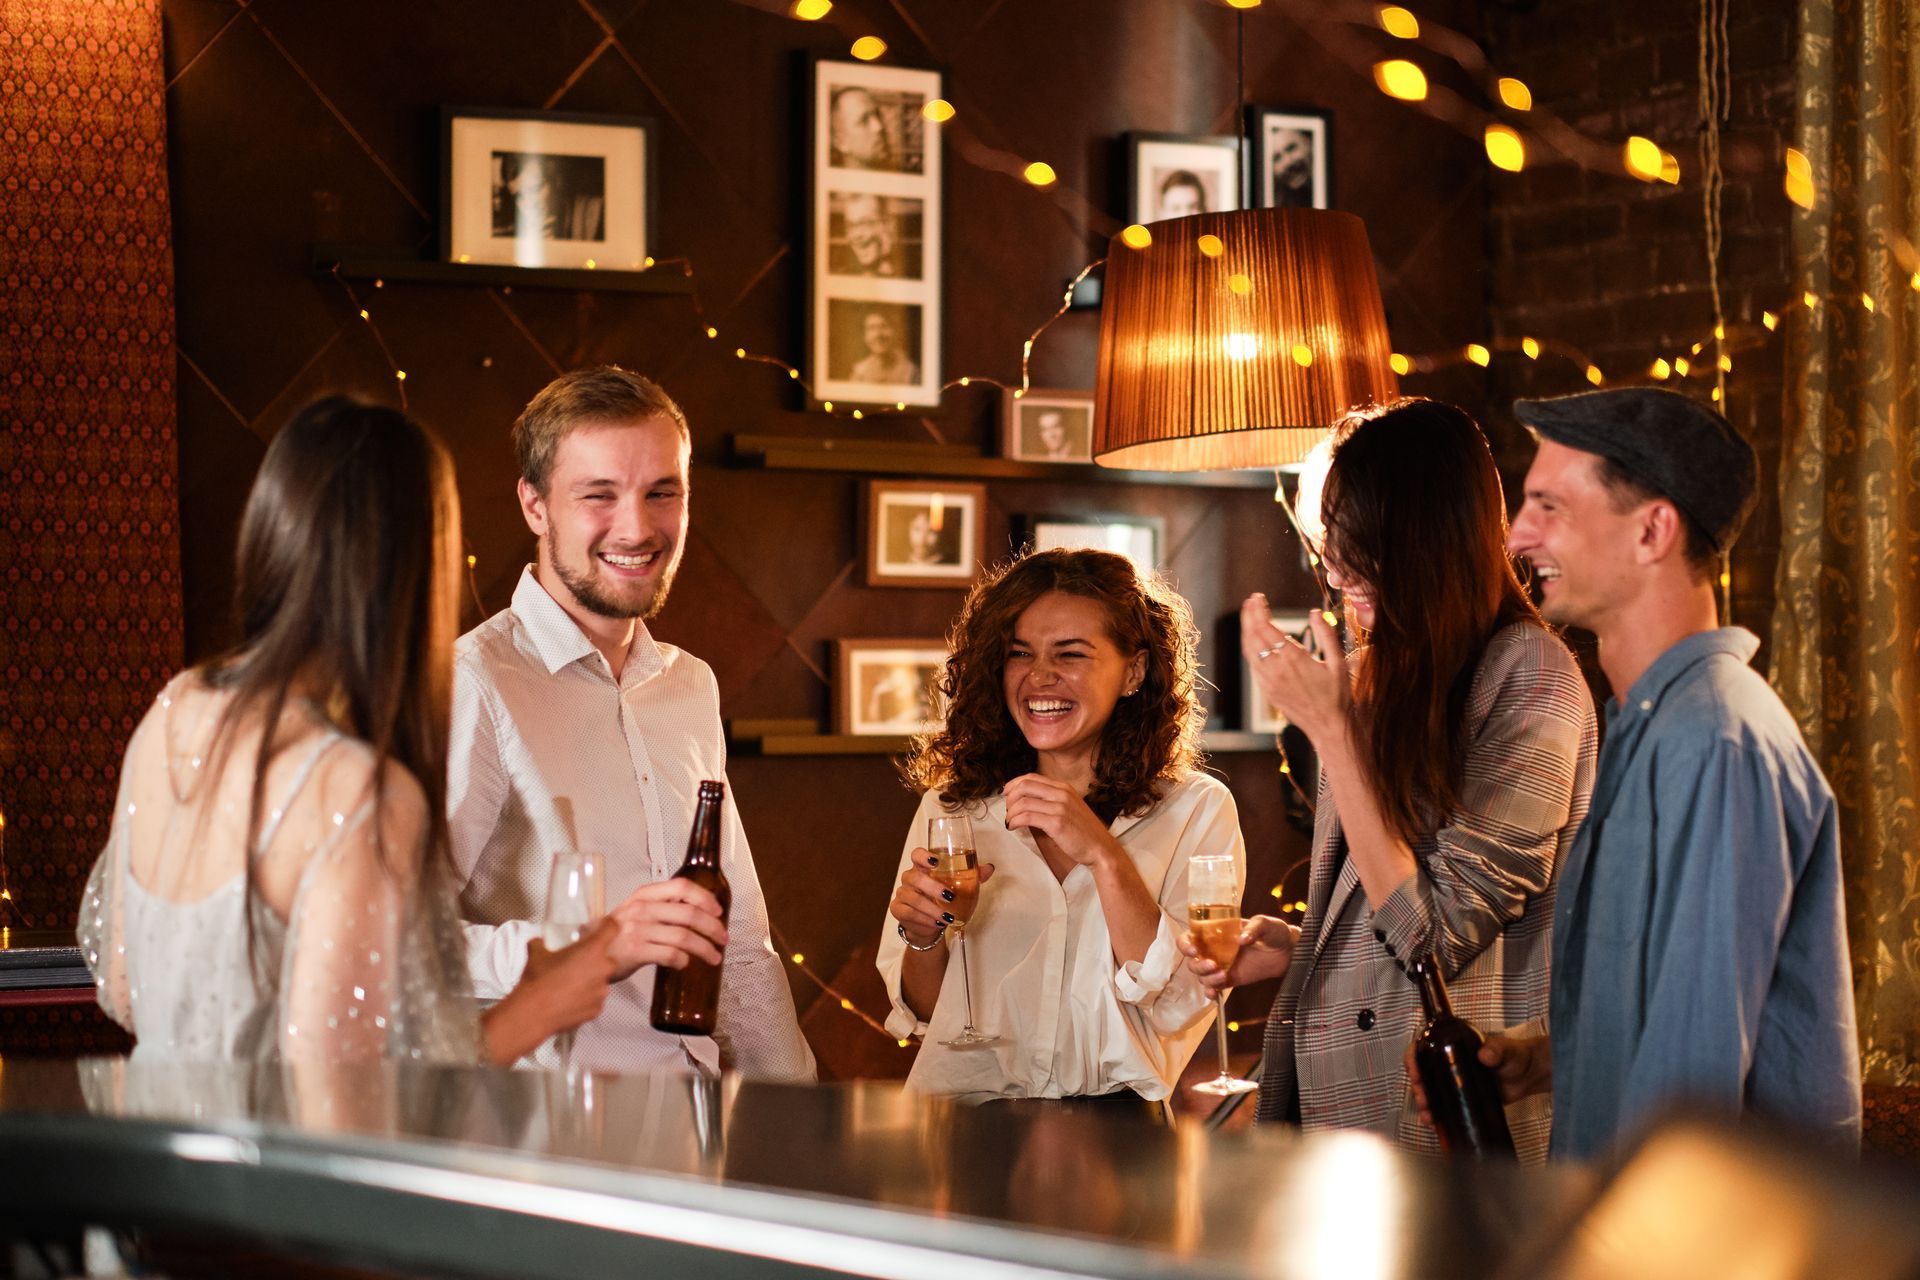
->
(649, 780, 732, 1036)
(1409, 956, 1516, 1156)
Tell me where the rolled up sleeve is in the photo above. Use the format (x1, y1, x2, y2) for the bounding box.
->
(1113, 780, 1245, 1037)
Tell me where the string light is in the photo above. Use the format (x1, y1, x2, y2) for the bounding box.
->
(1521, 336, 1540, 359)
(1377, 5, 1419, 38)
(1373, 59, 1428, 101)
(1623, 135, 1663, 181)
(1659, 151, 1681, 184)
(789, 0, 831, 18)
(1465, 343, 1490, 366)
(1389, 352, 1410, 375)
(1587, 366, 1604, 385)
(1784, 147, 1815, 209)
(1484, 124, 1525, 172)
(1121, 224, 1153, 249)
(1022, 161, 1057, 186)
(1651, 358, 1672, 379)
(849, 35, 886, 60)
(1673, 356, 1690, 376)
(922, 98, 955, 123)
(1497, 77, 1532, 111)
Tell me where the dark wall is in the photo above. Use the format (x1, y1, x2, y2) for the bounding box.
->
(160, 0, 1485, 1075)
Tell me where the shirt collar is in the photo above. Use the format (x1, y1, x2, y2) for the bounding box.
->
(1615, 626, 1759, 716)
(510, 565, 664, 681)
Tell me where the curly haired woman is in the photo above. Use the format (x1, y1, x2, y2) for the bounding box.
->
(876, 548, 1247, 1116)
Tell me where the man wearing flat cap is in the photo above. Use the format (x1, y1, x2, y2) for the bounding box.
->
(1424, 387, 1861, 1159)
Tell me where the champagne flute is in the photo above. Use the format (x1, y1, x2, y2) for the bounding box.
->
(929, 814, 998, 1049)
(541, 847, 605, 1071)
(1187, 853, 1258, 1096)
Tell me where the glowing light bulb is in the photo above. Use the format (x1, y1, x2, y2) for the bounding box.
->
(735, 347, 747, 358)
(1521, 336, 1540, 359)
(823, 401, 833, 411)
(466, 554, 476, 568)
(850, 35, 886, 60)
(1466, 343, 1490, 366)
(790, 953, 805, 964)
(1623, 135, 1663, 181)
(840, 998, 853, 1010)
(1763, 311, 1778, 330)
(1390, 352, 1411, 375)
(706, 326, 719, 338)
(1023, 161, 1056, 186)
(1497, 77, 1532, 111)
(1227, 1020, 1242, 1032)
(395, 369, 407, 381)
(1271, 885, 1284, 898)
(1197, 234, 1225, 258)
(1484, 124, 1526, 172)
(1378, 5, 1419, 37)
(1784, 147, 1815, 209)
(1718, 354, 1732, 372)
(852, 409, 864, 419)
(1651, 358, 1671, 379)
(1374, 59, 1428, 101)
(1862, 292, 1875, 312)
(1586, 365, 1604, 385)
(1121, 224, 1153, 249)
(1804, 290, 1819, 308)
(1659, 151, 1681, 184)
(1674, 357, 1691, 376)
(790, 0, 831, 17)
(922, 98, 955, 122)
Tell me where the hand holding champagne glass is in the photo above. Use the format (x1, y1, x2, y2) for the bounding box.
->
(542, 847, 606, 1070)
(1186, 853, 1258, 1096)
(929, 814, 998, 1049)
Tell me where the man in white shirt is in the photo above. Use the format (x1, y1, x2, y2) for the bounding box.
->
(449, 365, 816, 1080)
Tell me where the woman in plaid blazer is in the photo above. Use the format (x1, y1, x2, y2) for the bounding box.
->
(1185, 399, 1597, 1162)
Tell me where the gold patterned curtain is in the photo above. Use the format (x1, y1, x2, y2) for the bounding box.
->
(1775, 0, 1920, 1085)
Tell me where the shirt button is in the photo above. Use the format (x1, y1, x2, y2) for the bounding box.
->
(1357, 1009, 1376, 1031)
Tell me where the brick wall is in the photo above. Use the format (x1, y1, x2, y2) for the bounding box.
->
(1482, 1, 1798, 674)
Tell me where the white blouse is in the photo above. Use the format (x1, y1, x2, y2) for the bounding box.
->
(877, 772, 1246, 1103)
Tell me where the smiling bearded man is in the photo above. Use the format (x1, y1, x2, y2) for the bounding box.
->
(446, 366, 815, 1082)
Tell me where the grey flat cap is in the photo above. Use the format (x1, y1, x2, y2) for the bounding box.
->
(1513, 387, 1757, 551)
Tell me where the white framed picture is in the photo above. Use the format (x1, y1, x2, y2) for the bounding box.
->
(865, 479, 985, 589)
(1125, 131, 1243, 224)
(810, 59, 944, 408)
(1002, 389, 1095, 463)
(1244, 610, 1314, 733)
(835, 639, 949, 736)
(1248, 106, 1332, 210)
(441, 108, 654, 269)
(1013, 514, 1163, 574)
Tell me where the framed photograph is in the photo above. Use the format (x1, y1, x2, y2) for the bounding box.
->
(835, 639, 950, 736)
(441, 107, 655, 269)
(1012, 514, 1163, 574)
(1244, 610, 1314, 733)
(1248, 106, 1332, 210)
(1002, 389, 1095, 463)
(865, 480, 985, 588)
(1125, 132, 1242, 224)
(810, 60, 944, 408)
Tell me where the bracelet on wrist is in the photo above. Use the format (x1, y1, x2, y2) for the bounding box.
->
(897, 920, 946, 952)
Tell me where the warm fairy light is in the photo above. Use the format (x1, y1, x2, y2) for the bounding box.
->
(1013, 387, 1026, 398)
(958, 376, 971, 386)
(922, 98, 955, 122)
(1227, 1020, 1241, 1032)
(1390, 352, 1411, 375)
(840, 998, 854, 1010)
(1623, 136, 1663, 181)
(1719, 569, 1732, 588)
(1497, 77, 1533, 111)
(643, 256, 655, 268)
(789, 369, 800, 379)
(1692, 341, 1704, 354)
(1718, 354, 1733, 372)
(1278, 760, 1292, 775)
(1911, 272, 1920, 290)
(466, 554, 476, 568)
(1522, 336, 1541, 359)
(1711, 386, 1722, 403)
(895, 401, 906, 410)
(736, 347, 747, 358)
(1374, 59, 1429, 101)
(584, 259, 597, 269)
(1291, 344, 1314, 367)
(1023, 161, 1057, 186)
(1784, 147, 1815, 209)
(705, 326, 718, 338)
(1673, 357, 1690, 376)
(1197, 234, 1225, 258)
(1271, 885, 1283, 898)
(791, 0, 831, 17)
(1763, 310, 1778, 329)
(1804, 290, 1819, 308)
(1713, 323, 1725, 340)
(1586, 365, 1604, 385)
(1321, 609, 1338, 625)
(1229, 273, 1253, 295)
(1466, 343, 1490, 366)
(1121, 224, 1153, 249)
(1862, 292, 1875, 312)
(1484, 124, 1526, 172)
(852, 409, 864, 419)
(358, 309, 369, 319)
(823, 401, 834, 411)
(790, 953, 805, 964)
(898, 1038, 911, 1047)
(1651, 358, 1671, 379)
(1377, 5, 1419, 37)
(1659, 151, 1681, 184)
(395, 370, 407, 381)
(850, 35, 887, 60)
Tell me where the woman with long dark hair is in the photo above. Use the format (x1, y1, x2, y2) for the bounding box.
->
(80, 397, 615, 1064)
(878, 549, 1245, 1113)
(1184, 398, 1597, 1160)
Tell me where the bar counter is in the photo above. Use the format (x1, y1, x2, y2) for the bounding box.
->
(0, 1059, 1592, 1279)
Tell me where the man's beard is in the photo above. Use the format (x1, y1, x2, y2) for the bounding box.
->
(550, 540, 682, 621)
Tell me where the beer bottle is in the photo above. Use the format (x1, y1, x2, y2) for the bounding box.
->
(1409, 956, 1516, 1156)
(649, 780, 732, 1036)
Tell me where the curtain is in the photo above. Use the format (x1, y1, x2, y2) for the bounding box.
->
(1776, 0, 1920, 1084)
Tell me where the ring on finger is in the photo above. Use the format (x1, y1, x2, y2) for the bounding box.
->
(1257, 646, 1281, 660)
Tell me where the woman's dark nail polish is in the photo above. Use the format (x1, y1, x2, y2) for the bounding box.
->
(942, 889, 955, 902)
(942, 912, 955, 924)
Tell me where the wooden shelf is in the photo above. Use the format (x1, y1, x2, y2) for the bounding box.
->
(727, 719, 1277, 757)
(311, 245, 697, 295)
(729, 435, 1274, 489)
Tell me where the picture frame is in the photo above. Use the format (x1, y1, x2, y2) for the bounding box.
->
(1247, 106, 1333, 210)
(835, 639, 950, 736)
(1124, 131, 1243, 224)
(809, 59, 945, 408)
(1243, 610, 1314, 733)
(1011, 513, 1164, 574)
(1002, 389, 1096, 464)
(441, 107, 655, 269)
(864, 480, 986, 588)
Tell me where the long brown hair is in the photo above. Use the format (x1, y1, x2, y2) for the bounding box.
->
(200, 395, 461, 882)
(1318, 398, 1539, 839)
(903, 548, 1203, 818)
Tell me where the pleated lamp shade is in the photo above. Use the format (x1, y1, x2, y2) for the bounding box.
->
(1092, 209, 1399, 471)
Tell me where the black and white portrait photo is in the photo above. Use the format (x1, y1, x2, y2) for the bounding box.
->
(1003, 390, 1095, 463)
(1125, 132, 1241, 225)
(827, 192, 923, 279)
(828, 300, 923, 386)
(826, 84, 926, 174)
(490, 151, 607, 242)
(1250, 107, 1332, 210)
(865, 480, 984, 588)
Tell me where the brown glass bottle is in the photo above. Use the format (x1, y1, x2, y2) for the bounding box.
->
(649, 780, 732, 1036)
(1409, 956, 1516, 1157)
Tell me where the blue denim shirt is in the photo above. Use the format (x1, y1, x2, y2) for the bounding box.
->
(1548, 628, 1862, 1160)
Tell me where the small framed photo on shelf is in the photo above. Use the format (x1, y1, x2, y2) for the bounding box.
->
(1248, 106, 1332, 210)
(865, 479, 986, 588)
(809, 59, 945, 408)
(441, 107, 655, 269)
(1012, 514, 1164, 574)
(1244, 610, 1314, 733)
(835, 639, 950, 736)
(1002, 389, 1095, 463)
(1125, 131, 1242, 224)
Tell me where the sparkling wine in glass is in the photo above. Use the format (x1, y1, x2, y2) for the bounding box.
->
(1187, 853, 1258, 1097)
(542, 847, 605, 1070)
(929, 814, 998, 1049)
